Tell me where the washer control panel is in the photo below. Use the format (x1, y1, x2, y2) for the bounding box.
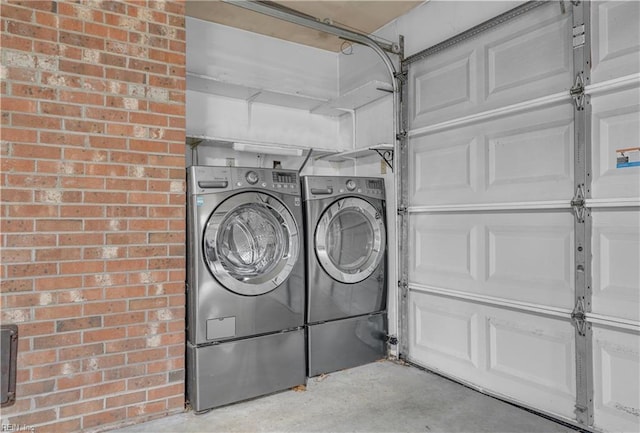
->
(302, 176, 385, 201)
(188, 166, 299, 195)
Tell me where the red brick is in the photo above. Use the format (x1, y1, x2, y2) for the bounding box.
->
(147, 383, 183, 401)
(34, 304, 83, 320)
(36, 219, 83, 232)
(1, 97, 37, 113)
(0, 33, 33, 51)
(0, 4, 34, 22)
(33, 331, 81, 350)
(103, 312, 145, 327)
(58, 343, 104, 361)
(83, 327, 126, 343)
(6, 21, 57, 41)
(0, 279, 33, 293)
(57, 371, 102, 390)
(103, 364, 146, 381)
(8, 409, 57, 426)
(59, 399, 105, 418)
(34, 276, 83, 291)
(18, 349, 56, 367)
(35, 419, 82, 433)
(7, 262, 57, 278)
(56, 316, 102, 333)
(39, 101, 83, 117)
(35, 389, 81, 408)
(106, 391, 146, 408)
(82, 407, 127, 430)
(83, 301, 127, 316)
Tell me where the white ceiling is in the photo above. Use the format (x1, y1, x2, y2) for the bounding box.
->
(185, 1, 424, 52)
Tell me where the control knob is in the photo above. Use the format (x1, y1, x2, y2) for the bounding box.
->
(345, 179, 356, 191)
(245, 171, 259, 185)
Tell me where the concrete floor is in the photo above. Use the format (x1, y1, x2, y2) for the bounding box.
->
(110, 360, 579, 433)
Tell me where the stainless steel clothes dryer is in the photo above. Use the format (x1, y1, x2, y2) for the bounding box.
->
(186, 166, 305, 412)
(302, 176, 388, 377)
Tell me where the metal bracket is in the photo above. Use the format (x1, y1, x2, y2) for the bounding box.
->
(394, 71, 408, 84)
(571, 184, 587, 222)
(396, 130, 407, 141)
(373, 149, 394, 172)
(571, 298, 588, 336)
(570, 73, 586, 110)
(397, 206, 407, 216)
(572, 24, 586, 48)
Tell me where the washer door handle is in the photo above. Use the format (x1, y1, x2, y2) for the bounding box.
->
(311, 187, 333, 195)
(199, 180, 229, 189)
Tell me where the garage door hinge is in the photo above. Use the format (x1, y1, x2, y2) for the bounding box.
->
(398, 280, 408, 290)
(570, 73, 586, 110)
(394, 71, 408, 83)
(397, 206, 407, 216)
(396, 130, 407, 141)
(571, 184, 586, 222)
(571, 298, 588, 336)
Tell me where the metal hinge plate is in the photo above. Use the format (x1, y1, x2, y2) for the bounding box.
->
(571, 298, 588, 336)
(571, 184, 587, 222)
(570, 74, 586, 110)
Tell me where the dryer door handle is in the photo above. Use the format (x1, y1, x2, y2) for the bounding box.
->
(310, 187, 333, 195)
(198, 180, 229, 189)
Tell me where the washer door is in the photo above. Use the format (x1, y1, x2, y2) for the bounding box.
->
(203, 192, 299, 296)
(315, 197, 386, 284)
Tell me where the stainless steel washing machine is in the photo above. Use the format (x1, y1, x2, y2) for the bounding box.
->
(186, 166, 305, 412)
(302, 175, 388, 377)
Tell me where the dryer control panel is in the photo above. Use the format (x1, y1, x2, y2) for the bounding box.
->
(302, 176, 385, 201)
(188, 166, 300, 195)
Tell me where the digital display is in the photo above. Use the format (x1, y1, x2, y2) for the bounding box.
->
(367, 179, 383, 190)
(273, 172, 297, 184)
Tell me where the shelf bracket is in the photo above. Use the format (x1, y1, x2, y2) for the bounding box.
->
(373, 148, 393, 172)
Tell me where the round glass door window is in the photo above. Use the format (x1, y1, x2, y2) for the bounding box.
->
(203, 192, 299, 296)
(315, 197, 386, 284)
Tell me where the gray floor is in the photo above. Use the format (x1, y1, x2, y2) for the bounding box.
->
(110, 360, 578, 433)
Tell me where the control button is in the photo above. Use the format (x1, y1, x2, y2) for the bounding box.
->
(236, 182, 242, 187)
(276, 184, 282, 188)
(346, 179, 356, 191)
(246, 171, 259, 185)
(261, 182, 267, 187)
(357, 188, 362, 193)
(339, 189, 344, 193)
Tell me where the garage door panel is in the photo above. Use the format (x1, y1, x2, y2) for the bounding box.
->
(487, 223, 572, 293)
(413, 138, 476, 196)
(409, 3, 572, 129)
(591, 1, 640, 83)
(408, 291, 576, 419)
(485, 14, 571, 101)
(592, 209, 640, 322)
(487, 316, 574, 396)
(591, 87, 640, 200)
(410, 213, 574, 308)
(593, 325, 640, 433)
(411, 296, 479, 368)
(414, 50, 477, 117)
(410, 103, 574, 206)
(487, 120, 572, 190)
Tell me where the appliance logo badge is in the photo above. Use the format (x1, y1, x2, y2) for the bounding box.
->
(294, 197, 300, 207)
(196, 196, 204, 207)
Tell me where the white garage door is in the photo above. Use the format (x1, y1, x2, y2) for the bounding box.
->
(401, 2, 639, 431)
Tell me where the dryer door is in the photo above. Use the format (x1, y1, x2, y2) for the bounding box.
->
(203, 192, 299, 296)
(315, 197, 386, 284)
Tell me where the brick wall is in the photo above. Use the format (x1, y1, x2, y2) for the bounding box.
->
(0, 1, 186, 431)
